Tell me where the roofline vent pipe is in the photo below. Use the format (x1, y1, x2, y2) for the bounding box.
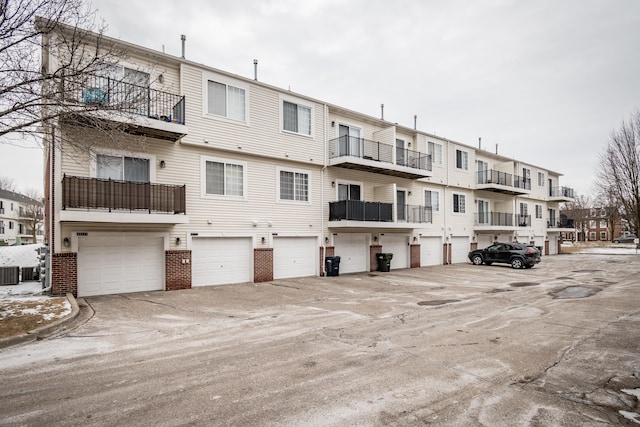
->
(254, 59, 258, 81)
(414, 115, 417, 130)
(181, 34, 186, 59)
(381, 104, 384, 120)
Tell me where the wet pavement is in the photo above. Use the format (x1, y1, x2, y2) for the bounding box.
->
(1, 253, 639, 426)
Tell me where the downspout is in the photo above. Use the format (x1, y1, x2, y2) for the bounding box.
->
(321, 103, 328, 274)
(443, 138, 450, 264)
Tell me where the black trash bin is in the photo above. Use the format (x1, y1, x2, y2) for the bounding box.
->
(376, 253, 393, 272)
(325, 256, 341, 277)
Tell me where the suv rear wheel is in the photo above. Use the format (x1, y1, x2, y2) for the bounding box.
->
(511, 258, 524, 269)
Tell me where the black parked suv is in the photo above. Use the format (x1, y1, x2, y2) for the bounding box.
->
(468, 242, 541, 269)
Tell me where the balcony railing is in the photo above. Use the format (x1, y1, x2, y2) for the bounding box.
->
(399, 204, 433, 223)
(64, 74, 186, 125)
(62, 175, 186, 214)
(329, 136, 431, 171)
(548, 217, 575, 228)
(550, 186, 575, 199)
(329, 200, 393, 222)
(516, 214, 531, 227)
(514, 176, 531, 191)
(475, 212, 514, 227)
(477, 170, 513, 186)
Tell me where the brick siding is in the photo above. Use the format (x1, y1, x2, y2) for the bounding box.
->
(410, 244, 420, 268)
(254, 248, 273, 282)
(370, 245, 382, 272)
(51, 252, 77, 297)
(165, 250, 192, 291)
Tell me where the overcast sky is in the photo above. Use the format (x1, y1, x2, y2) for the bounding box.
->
(1, 0, 639, 197)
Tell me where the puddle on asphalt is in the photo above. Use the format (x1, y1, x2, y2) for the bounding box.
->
(571, 269, 603, 273)
(550, 286, 602, 299)
(417, 299, 460, 306)
(509, 282, 540, 288)
(487, 288, 513, 293)
(556, 276, 573, 280)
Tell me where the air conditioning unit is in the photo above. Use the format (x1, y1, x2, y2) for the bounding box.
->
(0, 266, 19, 285)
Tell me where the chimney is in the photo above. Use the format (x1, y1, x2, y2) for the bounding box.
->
(254, 59, 258, 81)
(181, 34, 186, 59)
(381, 104, 384, 120)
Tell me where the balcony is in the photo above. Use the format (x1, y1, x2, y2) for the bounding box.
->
(329, 200, 432, 229)
(476, 170, 530, 195)
(329, 136, 432, 179)
(549, 186, 575, 202)
(399, 204, 433, 224)
(60, 175, 188, 224)
(63, 74, 188, 142)
(548, 217, 575, 230)
(329, 200, 393, 222)
(474, 212, 514, 231)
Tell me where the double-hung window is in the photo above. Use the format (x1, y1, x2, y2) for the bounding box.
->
(455, 149, 469, 170)
(207, 79, 246, 121)
(282, 101, 311, 136)
(453, 193, 466, 213)
(535, 204, 543, 219)
(96, 154, 150, 182)
(0, 220, 4, 234)
(279, 169, 309, 202)
(204, 158, 245, 197)
(424, 190, 439, 212)
(538, 172, 545, 187)
(428, 142, 443, 166)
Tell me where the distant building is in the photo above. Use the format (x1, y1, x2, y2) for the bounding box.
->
(0, 189, 44, 245)
(563, 207, 624, 242)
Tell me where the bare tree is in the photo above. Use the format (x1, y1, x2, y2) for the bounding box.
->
(561, 195, 591, 241)
(1, 0, 153, 152)
(0, 176, 18, 192)
(594, 191, 623, 241)
(20, 188, 44, 243)
(596, 110, 640, 236)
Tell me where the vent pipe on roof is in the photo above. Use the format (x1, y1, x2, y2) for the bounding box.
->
(414, 115, 417, 130)
(381, 104, 384, 120)
(181, 34, 186, 59)
(254, 59, 258, 81)
(478, 137, 482, 149)
(495, 143, 498, 155)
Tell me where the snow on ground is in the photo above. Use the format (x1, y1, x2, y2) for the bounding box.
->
(0, 244, 42, 268)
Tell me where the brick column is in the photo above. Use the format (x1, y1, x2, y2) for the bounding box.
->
(254, 248, 273, 282)
(165, 250, 191, 291)
(410, 244, 420, 268)
(320, 246, 335, 276)
(443, 243, 452, 265)
(51, 252, 77, 297)
(370, 245, 382, 272)
(470, 242, 478, 251)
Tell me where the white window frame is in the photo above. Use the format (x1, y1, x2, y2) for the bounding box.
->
(452, 193, 466, 213)
(276, 166, 311, 204)
(589, 231, 596, 241)
(428, 141, 443, 166)
(535, 204, 543, 219)
(89, 148, 156, 182)
(455, 149, 469, 171)
(424, 189, 440, 212)
(600, 231, 607, 240)
(203, 73, 249, 123)
(280, 95, 314, 138)
(538, 172, 545, 187)
(336, 180, 363, 201)
(200, 155, 248, 200)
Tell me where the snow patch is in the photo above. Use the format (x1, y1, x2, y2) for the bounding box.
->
(619, 410, 640, 424)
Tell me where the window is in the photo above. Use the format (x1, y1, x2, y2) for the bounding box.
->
(538, 172, 545, 187)
(0, 201, 3, 214)
(0, 220, 4, 234)
(453, 193, 466, 213)
(337, 183, 361, 201)
(522, 167, 531, 183)
(283, 101, 311, 135)
(455, 149, 468, 170)
(203, 158, 245, 197)
(207, 79, 246, 121)
(589, 220, 596, 228)
(535, 204, 543, 219)
(600, 220, 607, 228)
(424, 190, 439, 212)
(477, 199, 489, 224)
(10, 203, 14, 211)
(477, 160, 489, 183)
(18, 224, 24, 234)
(589, 232, 596, 241)
(428, 142, 443, 166)
(396, 139, 406, 166)
(279, 170, 309, 202)
(97, 154, 150, 183)
(600, 231, 607, 240)
(9, 221, 14, 230)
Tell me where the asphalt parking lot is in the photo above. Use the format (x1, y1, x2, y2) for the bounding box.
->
(1, 253, 640, 426)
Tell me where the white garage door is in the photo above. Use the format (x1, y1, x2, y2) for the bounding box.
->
(548, 235, 558, 255)
(77, 233, 164, 297)
(420, 236, 442, 267)
(274, 237, 317, 279)
(381, 234, 409, 269)
(192, 237, 252, 287)
(333, 233, 368, 274)
(451, 236, 470, 264)
(477, 234, 493, 250)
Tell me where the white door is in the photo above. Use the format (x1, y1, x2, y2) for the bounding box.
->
(77, 233, 164, 297)
(420, 236, 442, 266)
(381, 234, 409, 269)
(192, 237, 252, 286)
(274, 237, 316, 279)
(548, 235, 558, 255)
(333, 233, 368, 274)
(477, 234, 493, 249)
(451, 236, 470, 264)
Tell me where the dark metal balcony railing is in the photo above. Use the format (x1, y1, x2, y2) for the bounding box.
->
(329, 200, 393, 222)
(65, 74, 186, 125)
(329, 136, 432, 171)
(477, 170, 513, 186)
(548, 217, 575, 228)
(62, 175, 186, 214)
(475, 212, 514, 227)
(550, 186, 575, 198)
(516, 214, 531, 227)
(514, 176, 531, 190)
